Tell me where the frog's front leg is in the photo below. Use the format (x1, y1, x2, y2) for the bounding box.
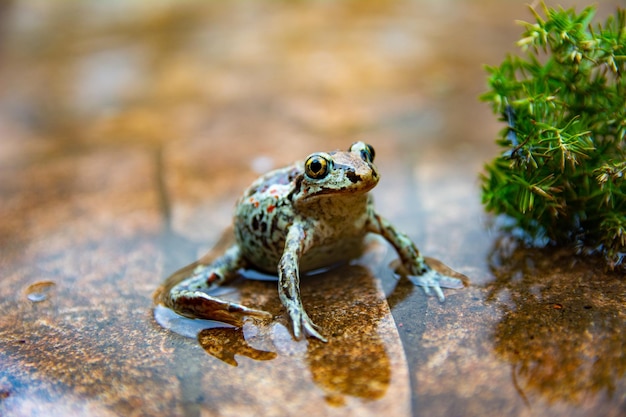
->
(367, 212, 463, 301)
(278, 222, 327, 342)
(166, 245, 271, 327)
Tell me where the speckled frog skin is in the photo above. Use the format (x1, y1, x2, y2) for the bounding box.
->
(166, 142, 463, 341)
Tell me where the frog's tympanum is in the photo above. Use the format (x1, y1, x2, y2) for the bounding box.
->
(165, 142, 463, 341)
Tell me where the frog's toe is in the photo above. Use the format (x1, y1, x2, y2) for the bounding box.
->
(302, 318, 327, 342)
(408, 269, 463, 302)
(169, 290, 271, 327)
(289, 309, 327, 342)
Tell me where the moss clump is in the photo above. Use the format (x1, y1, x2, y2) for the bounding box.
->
(480, 2, 625, 268)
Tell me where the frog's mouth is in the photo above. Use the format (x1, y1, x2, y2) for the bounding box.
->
(298, 169, 379, 200)
(304, 183, 376, 199)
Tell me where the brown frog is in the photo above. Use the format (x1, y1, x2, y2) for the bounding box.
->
(164, 142, 463, 342)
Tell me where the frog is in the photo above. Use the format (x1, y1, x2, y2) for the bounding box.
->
(164, 142, 463, 342)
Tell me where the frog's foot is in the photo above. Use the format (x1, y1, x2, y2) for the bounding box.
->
(407, 269, 464, 302)
(288, 307, 327, 342)
(169, 289, 272, 328)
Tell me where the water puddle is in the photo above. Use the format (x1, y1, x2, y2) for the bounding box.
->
(153, 259, 411, 413)
(487, 237, 626, 405)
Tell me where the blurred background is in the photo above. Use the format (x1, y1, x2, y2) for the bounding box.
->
(0, 0, 620, 235)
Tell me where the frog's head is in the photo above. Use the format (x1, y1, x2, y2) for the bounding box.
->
(295, 142, 380, 201)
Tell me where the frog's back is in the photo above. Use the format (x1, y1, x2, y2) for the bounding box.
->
(234, 164, 301, 272)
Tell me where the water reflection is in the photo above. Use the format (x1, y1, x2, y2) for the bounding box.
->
(307, 306, 391, 404)
(198, 327, 277, 366)
(157, 261, 393, 403)
(487, 236, 626, 404)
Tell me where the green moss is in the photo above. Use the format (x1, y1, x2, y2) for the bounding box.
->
(480, 2, 625, 268)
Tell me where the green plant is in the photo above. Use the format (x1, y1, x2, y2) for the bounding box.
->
(480, 2, 625, 268)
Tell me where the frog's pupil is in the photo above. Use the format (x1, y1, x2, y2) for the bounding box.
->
(311, 160, 322, 173)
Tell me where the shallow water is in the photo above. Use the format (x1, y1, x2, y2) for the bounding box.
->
(0, 1, 624, 416)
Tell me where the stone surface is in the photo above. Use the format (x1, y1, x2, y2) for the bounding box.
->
(0, 1, 624, 416)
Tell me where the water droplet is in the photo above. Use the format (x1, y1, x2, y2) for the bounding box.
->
(25, 281, 56, 303)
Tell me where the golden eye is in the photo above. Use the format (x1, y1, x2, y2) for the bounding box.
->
(304, 153, 332, 179)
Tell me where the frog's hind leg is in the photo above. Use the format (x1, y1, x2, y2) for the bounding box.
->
(165, 245, 272, 327)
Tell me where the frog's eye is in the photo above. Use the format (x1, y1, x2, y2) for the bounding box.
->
(361, 143, 375, 163)
(304, 153, 332, 180)
(349, 142, 375, 163)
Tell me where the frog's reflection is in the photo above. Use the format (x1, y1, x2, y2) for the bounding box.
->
(487, 236, 626, 404)
(197, 327, 277, 366)
(190, 263, 393, 403)
(303, 264, 392, 403)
